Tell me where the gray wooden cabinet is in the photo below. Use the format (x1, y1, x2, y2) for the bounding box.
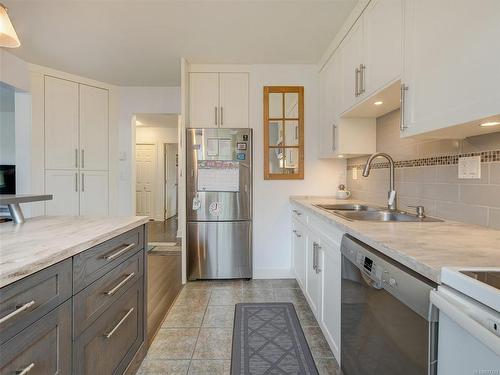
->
(0, 224, 147, 375)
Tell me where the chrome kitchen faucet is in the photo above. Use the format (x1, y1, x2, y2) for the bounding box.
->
(362, 152, 397, 211)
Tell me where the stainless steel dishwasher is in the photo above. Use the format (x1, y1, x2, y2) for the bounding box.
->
(340, 234, 438, 375)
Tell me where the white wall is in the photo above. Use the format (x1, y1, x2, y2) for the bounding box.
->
(0, 50, 30, 92)
(135, 125, 178, 220)
(189, 64, 347, 278)
(118, 87, 181, 215)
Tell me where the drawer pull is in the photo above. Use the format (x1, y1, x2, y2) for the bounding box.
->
(0, 300, 35, 325)
(16, 363, 35, 375)
(103, 244, 135, 261)
(104, 308, 134, 339)
(104, 273, 135, 296)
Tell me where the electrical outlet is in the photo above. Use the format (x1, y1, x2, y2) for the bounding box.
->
(458, 156, 481, 179)
(352, 167, 358, 180)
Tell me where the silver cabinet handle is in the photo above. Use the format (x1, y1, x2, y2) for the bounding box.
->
(292, 209, 302, 216)
(104, 273, 135, 296)
(0, 300, 35, 325)
(312, 242, 318, 271)
(75, 172, 78, 192)
(332, 124, 337, 152)
(81, 173, 85, 192)
(16, 363, 35, 375)
(75, 149, 78, 168)
(81, 149, 85, 168)
(214, 106, 218, 126)
(102, 243, 135, 261)
(292, 229, 302, 238)
(355, 67, 360, 97)
(400, 83, 409, 131)
(104, 307, 134, 339)
(220, 107, 223, 126)
(359, 64, 366, 94)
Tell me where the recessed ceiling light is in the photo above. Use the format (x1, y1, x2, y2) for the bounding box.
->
(374, 101, 383, 106)
(338, 155, 344, 158)
(136, 121, 143, 126)
(479, 121, 500, 127)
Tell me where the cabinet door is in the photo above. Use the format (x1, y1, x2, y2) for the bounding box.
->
(79, 84, 109, 171)
(45, 76, 79, 169)
(320, 242, 342, 361)
(189, 73, 219, 128)
(291, 219, 307, 289)
(364, 0, 402, 95)
(340, 19, 364, 112)
(45, 170, 79, 215)
(80, 171, 109, 216)
(402, 0, 500, 136)
(219, 73, 249, 128)
(305, 237, 322, 318)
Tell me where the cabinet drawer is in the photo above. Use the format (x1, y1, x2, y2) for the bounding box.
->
(0, 259, 72, 344)
(73, 251, 144, 336)
(0, 300, 71, 375)
(74, 278, 144, 375)
(73, 227, 144, 292)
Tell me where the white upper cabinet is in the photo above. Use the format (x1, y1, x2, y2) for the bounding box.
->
(319, 53, 337, 158)
(363, 0, 402, 95)
(401, 0, 500, 137)
(79, 84, 109, 171)
(189, 73, 219, 128)
(80, 170, 109, 216)
(219, 73, 249, 128)
(189, 72, 249, 128)
(45, 77, 79, 169)
(340, 19, 364, 112)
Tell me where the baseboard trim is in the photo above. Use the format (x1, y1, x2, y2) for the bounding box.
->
(253, 268, 294, 279)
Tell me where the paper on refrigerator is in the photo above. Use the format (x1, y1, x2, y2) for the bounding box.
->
(197, 160, 240, 192)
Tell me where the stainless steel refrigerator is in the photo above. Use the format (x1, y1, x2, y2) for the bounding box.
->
(186, 128, 252, 280)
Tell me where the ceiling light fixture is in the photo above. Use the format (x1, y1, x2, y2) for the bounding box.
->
(0, 3, 21, 48)
(136, 121, 143, 126)
(479, 121, 500, 127)
(374, 101, 383, 106)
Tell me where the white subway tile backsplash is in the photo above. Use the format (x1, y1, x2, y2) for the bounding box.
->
(489, 208, 500, 230)
(436, 202, 489, 227)
(460, 184, 500, 208)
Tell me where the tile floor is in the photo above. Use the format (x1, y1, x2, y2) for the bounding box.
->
(137, 279, 340, 375)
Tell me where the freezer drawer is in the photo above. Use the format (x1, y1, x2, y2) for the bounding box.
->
(188, 221, 252, 280)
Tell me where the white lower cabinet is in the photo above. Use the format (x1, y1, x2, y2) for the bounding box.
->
(45, 170, 79, 215)
(291, 207, 343, 363)
(79, 171, 109, 216)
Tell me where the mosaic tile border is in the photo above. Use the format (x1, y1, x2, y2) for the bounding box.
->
(347, 149, 500, 170)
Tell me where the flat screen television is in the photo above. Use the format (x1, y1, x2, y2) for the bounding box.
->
(0, 165, 15, 194)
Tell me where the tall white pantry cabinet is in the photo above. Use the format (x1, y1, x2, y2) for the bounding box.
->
(44, 76, 109, 215)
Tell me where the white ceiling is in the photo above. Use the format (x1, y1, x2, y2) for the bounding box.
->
(136, 113, 179, 127)
(4, 0, 357, 86)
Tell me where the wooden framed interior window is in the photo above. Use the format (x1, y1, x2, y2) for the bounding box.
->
(263, 86, 304, 180)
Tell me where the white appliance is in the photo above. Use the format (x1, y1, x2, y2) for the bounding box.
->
(430, 268, 500, 375)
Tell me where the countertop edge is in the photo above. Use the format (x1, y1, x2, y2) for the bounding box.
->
(0, 216, 149, 288)
(290, 197, 443, 283)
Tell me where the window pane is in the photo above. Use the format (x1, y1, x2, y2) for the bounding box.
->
(284, 120, 299, 146)
(268, 121, 283, 146)
(284, 92, 299, 118)
(268, 148, 300, 175)
(283, 148, 299, 172)
(269, 93, 283, 118)
(268, 148, 284, 174)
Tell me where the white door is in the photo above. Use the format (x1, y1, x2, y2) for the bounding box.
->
(80, 171, 108, 216)
(306, 237, 322, 318)
(320, 242, 342, 361)
(219, 73, 249, 128)
(164, 143, 178, 219)
(44, 76, 79, 170)
(79, 84, 109, 171)
(402, 0, 500, 136)
(292, 219, 307, 289)
(363, 0, 402, 95)
(135, 144, 156, 217)
(45, 170, 79, 215)
(189, 73, 219, 128)
(340, 19, 364, 112)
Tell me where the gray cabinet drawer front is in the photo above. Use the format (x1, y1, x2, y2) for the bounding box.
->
(0, 300, 72, 375)
(73, 227, 144, 292)
(74, 278, 144, 375)
(0, 259, 72, 344)
(73, 251, 144, 336)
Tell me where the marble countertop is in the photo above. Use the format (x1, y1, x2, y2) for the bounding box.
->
(0, 215, 149, 288)
(290, 196, 500, 283)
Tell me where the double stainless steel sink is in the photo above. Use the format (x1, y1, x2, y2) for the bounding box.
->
(314, 203, 443, 222)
